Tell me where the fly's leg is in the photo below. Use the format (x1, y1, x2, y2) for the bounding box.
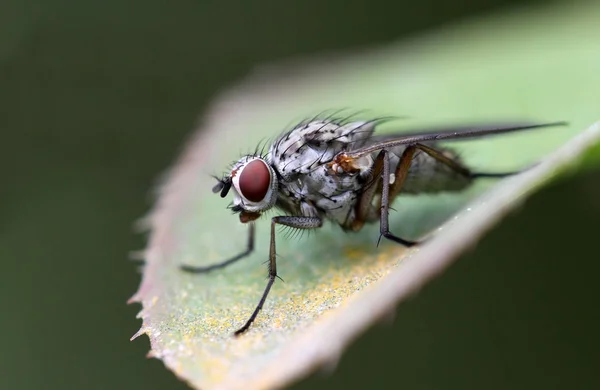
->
(234, 216, 322, 336)
(352, 146, 418, 241)
(470, 169, 528, 178)
(378, 147, 420, 247)
(377, 142, 523, 247)
(412, 143, 527, 180)
(351, 148, 385, 231)
(180, 223, 255, 273)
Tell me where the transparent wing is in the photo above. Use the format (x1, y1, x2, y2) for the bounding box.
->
(358, 122, 546, 145)
(349, 121, 567, 158)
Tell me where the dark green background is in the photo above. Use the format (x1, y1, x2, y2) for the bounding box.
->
(2, 0, 598, 389)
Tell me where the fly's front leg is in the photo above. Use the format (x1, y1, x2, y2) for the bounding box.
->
(379, 146, 419, 247)
(234, 216, 322, 336)
(180, 223, 255, 273)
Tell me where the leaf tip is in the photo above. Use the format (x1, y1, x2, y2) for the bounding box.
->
(127, 293, 141, 305)
(130, 327, 147, 342)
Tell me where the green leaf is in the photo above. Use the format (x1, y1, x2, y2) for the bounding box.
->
(130, 1, 600, 389)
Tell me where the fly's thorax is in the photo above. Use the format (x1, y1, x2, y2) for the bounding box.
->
(226, 156, 279, 215)
(269, 120, 376, 181)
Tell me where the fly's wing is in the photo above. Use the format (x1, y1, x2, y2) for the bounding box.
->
(352, 121, 566, 195)
(362, 122, 555, 145)
(349, 122, 566, 157)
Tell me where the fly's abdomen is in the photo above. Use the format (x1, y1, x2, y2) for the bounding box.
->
(386, 146, 473, 194)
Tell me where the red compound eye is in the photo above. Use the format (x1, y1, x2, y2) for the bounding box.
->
(238, 160, 271, 202)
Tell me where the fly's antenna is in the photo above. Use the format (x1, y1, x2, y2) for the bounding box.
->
(212, 175, 232, 198)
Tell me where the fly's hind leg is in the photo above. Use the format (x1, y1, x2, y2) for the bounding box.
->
(375, 143, 524, 247)
(377, 142, 524, 246)
(412, 143, 529, 180)
(470, 168, 530, 178)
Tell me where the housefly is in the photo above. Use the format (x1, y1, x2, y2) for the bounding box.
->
(181, 115, 566, 335)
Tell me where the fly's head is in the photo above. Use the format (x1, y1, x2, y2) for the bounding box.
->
(213, 155, 279, 223)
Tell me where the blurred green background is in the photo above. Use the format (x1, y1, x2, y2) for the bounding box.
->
(2, 0, 599, 389)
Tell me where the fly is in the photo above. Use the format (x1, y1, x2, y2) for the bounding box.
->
(181, 115, 566, 336)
